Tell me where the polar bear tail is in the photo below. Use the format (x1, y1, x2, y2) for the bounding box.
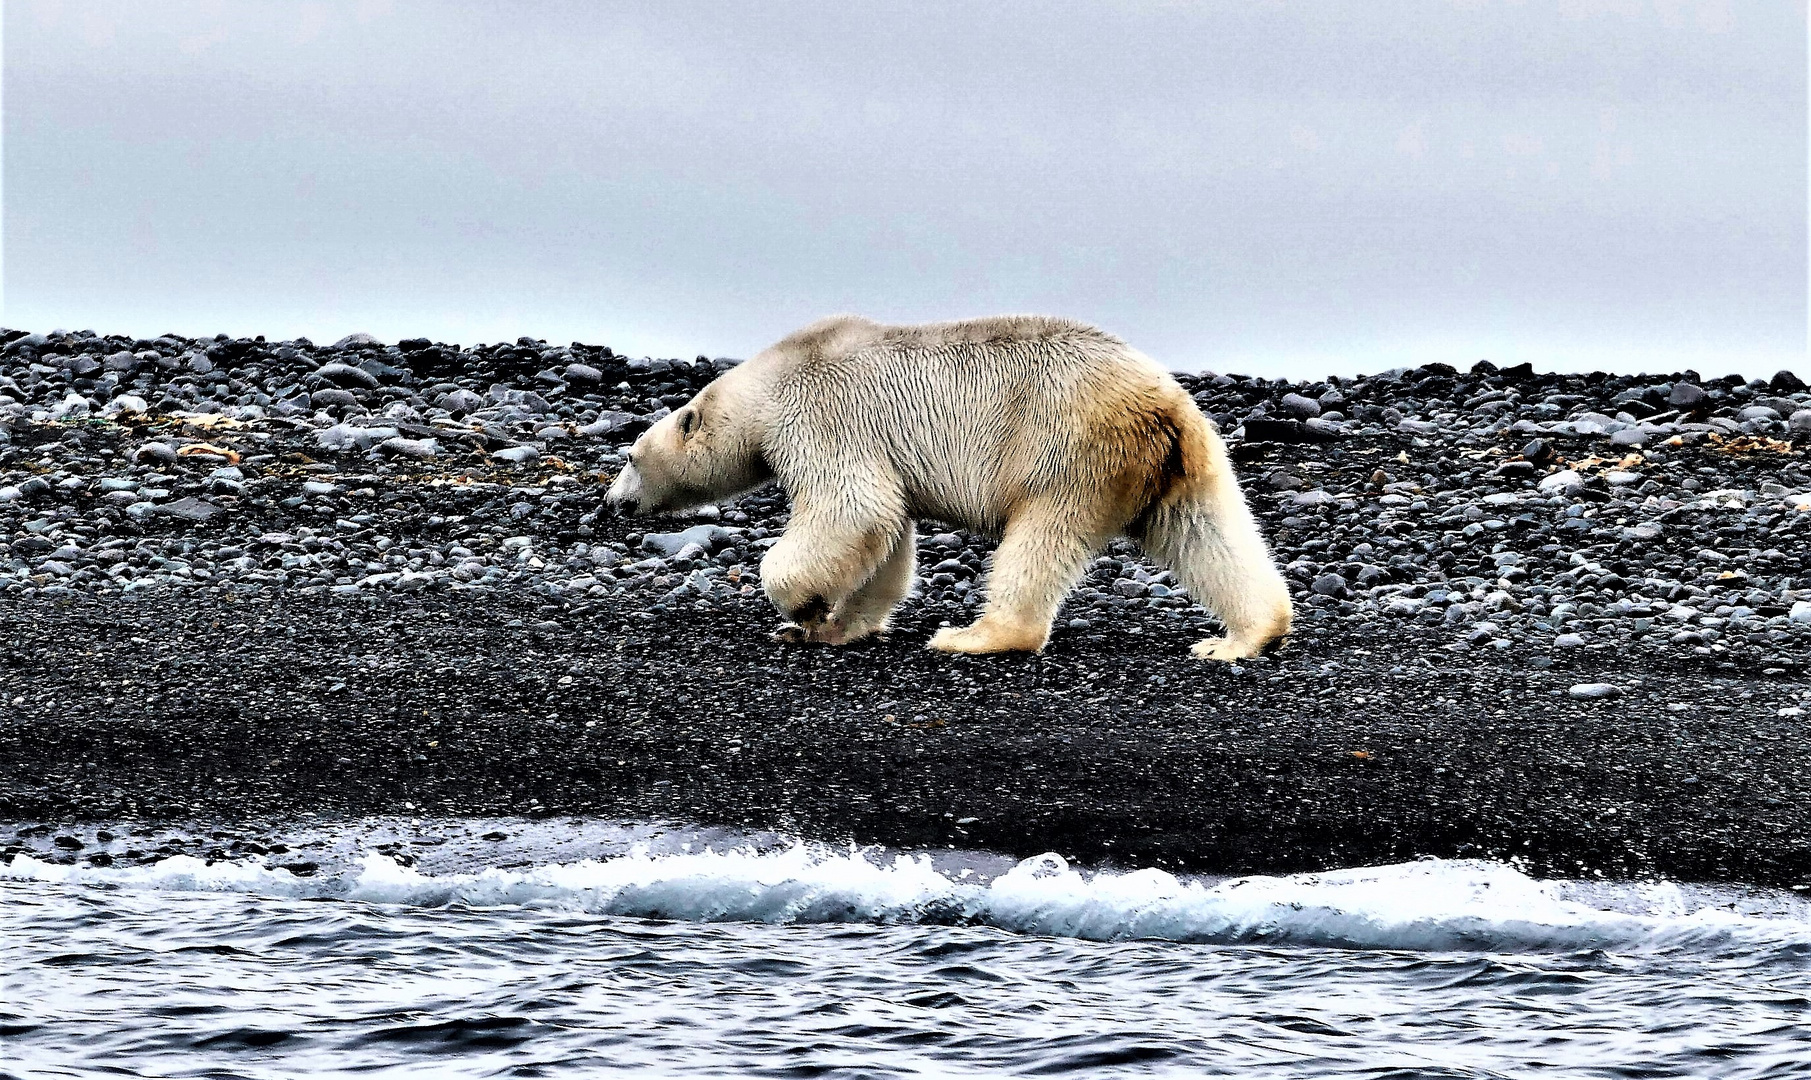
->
(1133, 414, 1294, 660)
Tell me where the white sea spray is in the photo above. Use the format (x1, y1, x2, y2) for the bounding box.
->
(8, 846, 1808, 955)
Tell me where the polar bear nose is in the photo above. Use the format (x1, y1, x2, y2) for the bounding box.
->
(607, 466, 644, 515)
(605, 484, 639, 514)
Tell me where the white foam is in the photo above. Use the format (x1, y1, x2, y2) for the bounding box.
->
(6, 847, 1808, 954)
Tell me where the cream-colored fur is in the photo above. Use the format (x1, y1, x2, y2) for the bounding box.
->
(606, 314, 1293, 659)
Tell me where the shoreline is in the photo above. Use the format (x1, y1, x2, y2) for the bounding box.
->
(3, 586, 1808, 887)
(2, 328, 1808, 886)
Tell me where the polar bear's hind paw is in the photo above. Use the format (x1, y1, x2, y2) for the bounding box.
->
(927, 620, 1046, 654)
(1190, 636, 1276, 662)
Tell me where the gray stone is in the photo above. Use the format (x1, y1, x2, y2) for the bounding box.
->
(1311, 573, 1348, 597)
(492, 445, 540, 465)
(313, 362, 380, 390)
(1278, 392, 1322, 419)
(1290, 489, 1338, 508)
(438, 388, 485, 413)
(1538, 470, 1584, 496)
(158, 497, 224, 523)
(578, 411, 645, 438)
(565, 363, 603, 383)
(317, 424, 398, 452)
(1668, 382, 1707, 409)
(310, 388, 359, 409)
(378, 436, 439, 459)
(488, 386, 553, 412)
(1568, 682, 1622, 701)
(641, 525, 733, 557)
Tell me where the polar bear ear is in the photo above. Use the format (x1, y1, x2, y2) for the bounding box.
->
(678, 406, 700, 439)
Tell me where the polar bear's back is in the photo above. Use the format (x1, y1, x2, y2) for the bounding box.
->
(754, 315, 1206, 535)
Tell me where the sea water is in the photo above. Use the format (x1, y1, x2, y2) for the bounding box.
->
(4, 820, 1810, 1078)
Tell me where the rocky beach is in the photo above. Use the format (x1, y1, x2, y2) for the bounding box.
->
(2, 327, 1808, 887)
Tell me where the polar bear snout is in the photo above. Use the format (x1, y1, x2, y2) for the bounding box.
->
(606, 462, 646, 515)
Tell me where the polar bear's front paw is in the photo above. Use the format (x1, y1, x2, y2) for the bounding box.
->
(1191, 636, 1263, 662)
(772, 620, 846, 644)
(927, 620, 1046, 654)
(771, 618, 878, 646)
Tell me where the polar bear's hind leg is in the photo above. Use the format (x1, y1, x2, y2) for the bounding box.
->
(1138, 480, 1293, 661)
(831, 521, 916, 641)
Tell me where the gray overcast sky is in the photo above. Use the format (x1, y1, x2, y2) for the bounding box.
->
(4, 0, 1805, 379)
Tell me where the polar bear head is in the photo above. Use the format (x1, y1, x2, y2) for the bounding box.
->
(606, 377, 772, 516)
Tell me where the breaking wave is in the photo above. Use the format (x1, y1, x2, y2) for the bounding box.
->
(8, 842, 1809, 956)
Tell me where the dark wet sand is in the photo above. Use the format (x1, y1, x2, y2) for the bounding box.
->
(4, 584, 1807, 887)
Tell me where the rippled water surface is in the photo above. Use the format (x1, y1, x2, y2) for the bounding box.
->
(5, 822, 1811, 1078)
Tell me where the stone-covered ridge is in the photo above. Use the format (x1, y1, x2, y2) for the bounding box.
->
(1, 327, 1808, 670)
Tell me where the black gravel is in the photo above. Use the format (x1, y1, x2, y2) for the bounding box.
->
(2, 327, 1809, 887)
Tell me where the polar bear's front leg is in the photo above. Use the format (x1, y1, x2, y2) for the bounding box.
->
(762, 504, 906, 645)
(929, 502, 1097, 655)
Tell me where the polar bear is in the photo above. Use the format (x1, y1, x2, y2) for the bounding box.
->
(606, 314, 1292, 659)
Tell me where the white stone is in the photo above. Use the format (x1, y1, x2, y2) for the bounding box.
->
(1539, 470, 1584, 495)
